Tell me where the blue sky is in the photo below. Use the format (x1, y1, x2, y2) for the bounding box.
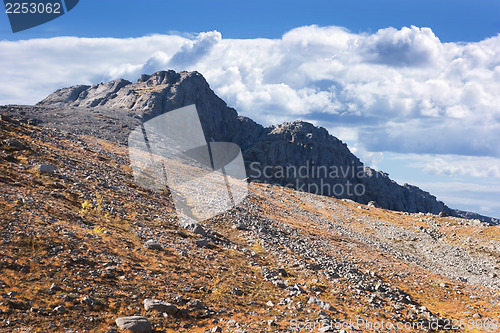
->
(1, 0, 499, 218)
(1, 0, 500, 42)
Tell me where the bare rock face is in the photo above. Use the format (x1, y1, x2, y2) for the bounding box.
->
(37, 71, 251, 144)
(38, 84, 90, 106)
(361, 167, 448, 213)
(33, 70, 450, 215)
(245, 121, 365, 198)
(38, 79, 131, 108)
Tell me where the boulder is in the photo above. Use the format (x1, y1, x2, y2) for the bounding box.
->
(37, 164, 57, 174)
(143, 298, 178, 315)
(143, 240, 162, 251)
(3, 138, 26, 150)
(186, 298, 206, 310)
(308, 296, 335, 311)
(115, 316, 152, 333)
(182, 222, 207, 236)
(195, 239, 210, 248)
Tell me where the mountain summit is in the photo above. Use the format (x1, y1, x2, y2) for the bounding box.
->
(1, 70, 500, 331)
(8, 70, 491, 221)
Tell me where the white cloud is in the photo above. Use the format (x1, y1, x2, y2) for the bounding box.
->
(361, 26, 443, 66)
(423, 156, 500, 178)
(0, 26, 499, 161)
(168, 30, 221, 69)
(412, 180, 500, 219)
(383, 153, 500, 218)
(350, 143, 384, 169)
(389, 153, 500, 178)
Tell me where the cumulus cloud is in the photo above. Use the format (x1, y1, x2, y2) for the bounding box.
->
(1, 25, 499, 161)
(168, 30, 221, 69)
(350, 143, 384, 169)
(362, 26, 443, 66)
(423, 156, 500, 178)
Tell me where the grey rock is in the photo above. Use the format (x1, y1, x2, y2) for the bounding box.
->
(49, 283, 61, 291)
(3, 138, 26, 150)
(452, 209, 499, 225)
(81, 295, 101, 306)
(195, 238, 210, 248)
(308, 297, 335, 311)
(232, 223, 247, 231)
(232, 288, 243, 296)
(115, 316, 152, 333)
(277, 267, 290, 277)
(286, 283, 305, 296)
(50, 190, 65, 199)
(319, 326, 335, 332)
(143, 298, 178, 315)
(143, 240, 162, 251)
(0, 114, 13, 122)
(182, 222, 207, 236)
(53, 305, 65, 313)
(37, 164, 57, 174)
(226, 319, 237, 327)
(272, 279, 286, 289)
(172, 295, 188, 305)
(186, 299, 206, 310)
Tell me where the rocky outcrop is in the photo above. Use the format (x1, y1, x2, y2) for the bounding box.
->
(37, 71, 253, 144)
(452, 210, 499, 225)
(361, 168, 448, 213)
(34, 70, 450, 215)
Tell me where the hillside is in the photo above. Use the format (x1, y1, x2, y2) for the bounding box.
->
(2, 70, 461, 218)
(1, 105, 500, 332)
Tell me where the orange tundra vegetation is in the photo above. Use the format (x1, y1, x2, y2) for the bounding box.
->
(0, 115, 500, 332)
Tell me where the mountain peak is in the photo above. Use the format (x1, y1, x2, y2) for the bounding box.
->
(268, 121, 343, 145)
(22, 69, 496, 222)
(135, 70, 208, 87)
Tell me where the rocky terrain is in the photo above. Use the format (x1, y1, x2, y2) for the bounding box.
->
(1, 110, 500, 332)
(2, 70, 467, 218)
(1, 70, 500, 332)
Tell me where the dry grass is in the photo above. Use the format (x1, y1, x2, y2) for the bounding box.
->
(1, 117, 499, 332)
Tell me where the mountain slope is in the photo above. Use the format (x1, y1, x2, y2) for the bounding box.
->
(1, 114, 500, 332)
(30, 70, 459, 217)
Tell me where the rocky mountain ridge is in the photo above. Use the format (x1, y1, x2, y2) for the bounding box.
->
(1, 77, 500, 332)
(4, 70, 496, 223)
